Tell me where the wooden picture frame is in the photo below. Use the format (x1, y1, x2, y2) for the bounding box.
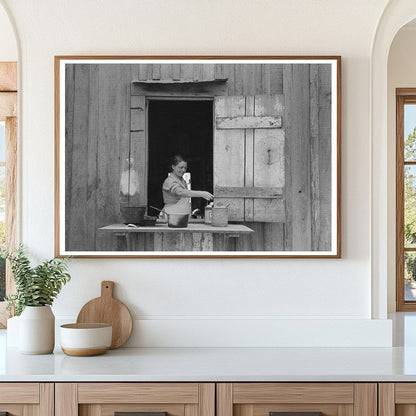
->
(55, 56, 341, 258)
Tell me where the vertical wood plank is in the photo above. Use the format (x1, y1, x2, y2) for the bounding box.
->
(247, 65, 262, 96)
(261, 64, 271, 95)
(161, 233, 187, 251)
(5, 116, 17, 297)
(64, 63, 75, 250)
(119, 83, 132, 208)
(39, 383, 54, 416)
(283, 64, 312, 250)
(138, 64, 148, 81)
(201, 233, 213, 251)
(215, 65, 225, 81)
(317, 64, 333, 251)
(310, 64, 321, 251)
(354, 383, 377, 416)
(245, 96, 255, 221)
(129, 97, 147, 206)
(192, 232, 203, 251)
(154, 232, 163, 250)
(397, 94, 406, 310)
(270, 65, 283, 95)
(264, 223, 285, 251)
(248, 222, 265, 251)
(144, 233, 155, 251)
(199, 384, 215, 416)
(95, 65, 129, 250)
(214, 96, 245, 221)
(67, 64, 89, 251)
(160, 64, 171, 81)
(203, 64, 215, 81)
(282, 64, 294, 251)
(193, 65, 203, 81)
(55, 383, 78, 416)
(224, 64, 235, 95)
(152, 64, 161, 80)
(216, 384, 233, 416)
(253, 95, 285, 224)
(172, 65, 181, 81)
(379, 383, 395, 416)
(181, 65, 194, 82)
(242, 65, 255, 96)
(192, 233, 214, 251)
(234, 65, 244, 95)
(86, 64, 100, 250)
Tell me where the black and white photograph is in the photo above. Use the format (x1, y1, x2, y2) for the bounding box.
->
(55, 57, 341, 257)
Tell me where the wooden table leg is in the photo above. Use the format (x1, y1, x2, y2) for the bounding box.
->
(224, 233, 240, 251)
(114, 232, 128, 251)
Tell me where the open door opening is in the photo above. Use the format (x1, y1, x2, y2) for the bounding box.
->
(147, 99, 213, 214)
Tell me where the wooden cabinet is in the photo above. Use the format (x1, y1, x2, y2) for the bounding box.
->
(217, 383, 377, 416)
(55, 383, 215, 416)
(379, 383, 416, 416)
(0, 383, 53, 415)
(2, 381, 415, 416)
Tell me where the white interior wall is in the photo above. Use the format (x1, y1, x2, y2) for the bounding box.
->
(387, 26, 416, 312)
(0, 0, 393, 347)
(0, 3, 16, 61)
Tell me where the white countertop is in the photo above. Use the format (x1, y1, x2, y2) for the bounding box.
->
(3, 313, 416, 382)
(3, 344, 416, 382)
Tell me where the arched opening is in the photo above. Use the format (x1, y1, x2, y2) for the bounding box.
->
(388, 21, 416, 313)
(371, 1, 416, 321)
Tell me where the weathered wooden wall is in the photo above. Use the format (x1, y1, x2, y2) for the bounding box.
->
(65, 63, 331, 252)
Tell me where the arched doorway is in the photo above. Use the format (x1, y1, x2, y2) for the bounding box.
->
(371, 0, 416, 319)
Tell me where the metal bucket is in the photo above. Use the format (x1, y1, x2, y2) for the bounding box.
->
(120, 206, 146, 225)
(168, 213, 189, 228)
(212, 206, 228, 227)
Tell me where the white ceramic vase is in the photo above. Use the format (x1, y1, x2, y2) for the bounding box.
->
(19, 305, 55, 354)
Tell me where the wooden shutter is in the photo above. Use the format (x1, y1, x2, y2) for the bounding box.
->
(214, 95, 285, 223)
(124, 92, 147, 206)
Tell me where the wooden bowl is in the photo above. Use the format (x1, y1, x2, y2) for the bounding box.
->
(60, 323, 112, 356)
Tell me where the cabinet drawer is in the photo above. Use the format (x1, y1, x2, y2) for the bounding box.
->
(0, 383, 53, 416)
(56, 383, 215, 416)
(217, 383, 376, 416)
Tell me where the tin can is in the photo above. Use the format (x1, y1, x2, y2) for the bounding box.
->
(204, 205, 212, 224)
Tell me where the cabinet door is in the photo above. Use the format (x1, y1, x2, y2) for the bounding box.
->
(217, 383, 376, 416)
(0, 383, 53, 415)
(379, 383, 416, 416)
(56, 383, 215, 416)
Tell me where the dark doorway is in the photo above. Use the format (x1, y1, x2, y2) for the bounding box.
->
(147, 99, 213, 215)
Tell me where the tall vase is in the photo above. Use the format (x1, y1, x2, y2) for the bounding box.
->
(19, 306, 55, 354)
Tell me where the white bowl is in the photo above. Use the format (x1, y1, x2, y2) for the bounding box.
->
(60, 323, 112, 356)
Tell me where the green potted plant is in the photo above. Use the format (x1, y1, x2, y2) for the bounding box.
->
(4, 245, 71, 354)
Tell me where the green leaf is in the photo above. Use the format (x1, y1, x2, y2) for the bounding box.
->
(5, 245, 71, 315)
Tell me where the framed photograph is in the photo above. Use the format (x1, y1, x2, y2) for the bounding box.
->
(55, 56, 341, 258)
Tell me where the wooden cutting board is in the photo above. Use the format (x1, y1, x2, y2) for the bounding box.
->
(76, 281, 133, 349)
